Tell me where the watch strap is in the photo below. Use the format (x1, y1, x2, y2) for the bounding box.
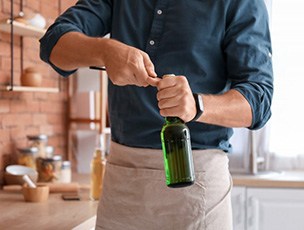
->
(191, 93, 204, 122)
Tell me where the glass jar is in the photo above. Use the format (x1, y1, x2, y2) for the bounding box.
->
(36, 155, 62, 182)
(45, 146, 54, 158)
(27, 134, 48, 158)
(17, 147, 38, 169)
(60, 161, 72, 183)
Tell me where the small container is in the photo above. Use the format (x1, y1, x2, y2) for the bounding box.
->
(27, 134, 48, 158)
(21, 67, 42, 87)
(45, 146, 55, 158)
(60, 161, 72, 183)
(36, 155, 62, 182)
(17, 147, 38, 169)
(22, 184, 49, 202)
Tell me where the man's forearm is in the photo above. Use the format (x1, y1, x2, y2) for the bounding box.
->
(49, 32, 157, 87)
(198, 89, 252, 128)
(50, 32, 106, 71)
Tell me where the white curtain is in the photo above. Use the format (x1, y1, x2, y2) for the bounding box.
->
(229, 0, 304, 173)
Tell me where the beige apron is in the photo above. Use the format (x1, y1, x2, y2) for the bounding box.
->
(95, 142, 232, 230)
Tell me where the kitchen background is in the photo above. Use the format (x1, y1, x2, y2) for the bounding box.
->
(1, 0, 304, 181)
(1, 0, 304, 176)
(0, 0, 78, 184)
(1, 0, 304, 229)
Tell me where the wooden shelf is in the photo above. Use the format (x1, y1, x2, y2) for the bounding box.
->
(0, 19, 46, 38)
(0, 85, 59, 93)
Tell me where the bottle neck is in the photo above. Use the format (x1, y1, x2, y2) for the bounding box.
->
(165, 116, 184, 124)
(94, 148, 101, 158)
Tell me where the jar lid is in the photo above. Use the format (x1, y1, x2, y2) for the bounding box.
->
(27, 134, 48, 141)
(18, 147, 39, 154)
(52, 155, 62, 161)
(45, 146, 54, 154)
(62, 161, 71, 169)
(40, 155, 62, 162)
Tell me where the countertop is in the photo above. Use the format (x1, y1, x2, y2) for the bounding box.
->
(0, 174, 98, 230)
(1, 171, 304, 230)
(232, 170, 304, 188)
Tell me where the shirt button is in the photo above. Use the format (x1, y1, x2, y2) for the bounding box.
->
(149, 40, 155, 46)
(268, 52, 272, 58)
(157, 10, 162, 15)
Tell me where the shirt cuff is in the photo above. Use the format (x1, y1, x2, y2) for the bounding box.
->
(233, 85, 271, 130)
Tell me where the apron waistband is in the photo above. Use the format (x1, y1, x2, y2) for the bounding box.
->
(108, 141, 228, 172)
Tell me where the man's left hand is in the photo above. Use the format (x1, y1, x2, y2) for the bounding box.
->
(147, 75, 196, 122)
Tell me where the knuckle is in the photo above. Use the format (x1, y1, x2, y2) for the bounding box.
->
(180, 88, 188, 96)
(177, 94, 186, 104)
(158, 101, 162, 109)
(178, 75, 187, 84)
(158, 100, 165, 109)
(134, 50, 143, 60)
(141, 52, 148, 59)
(157, 92, 162, 100)
(160, 109, 165, 117)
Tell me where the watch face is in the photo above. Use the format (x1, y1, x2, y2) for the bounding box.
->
(191, 93, 204, 122)
(197, 94, 204, 112)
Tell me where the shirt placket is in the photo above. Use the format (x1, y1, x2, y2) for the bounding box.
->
(145, 0, 169, 59)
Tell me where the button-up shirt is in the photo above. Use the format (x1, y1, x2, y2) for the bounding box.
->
(40, 0, 273, 151)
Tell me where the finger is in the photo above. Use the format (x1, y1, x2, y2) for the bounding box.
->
(157, 76, 177, 90)
(132, 73, 151, 87)
(131, 57, 152, 86)
(159, 105, 181, 118)
(141, 52, 157, 77)
(160, 102, 193, 122)
(146, 76, 161, 87)
(133, 68, 150, 86)
(157, 87, 179, 101)
(158, 96, 180, 111)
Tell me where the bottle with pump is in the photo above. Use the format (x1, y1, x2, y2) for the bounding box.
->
(90, 134, 106, 200)
(160, 74, 195, 188)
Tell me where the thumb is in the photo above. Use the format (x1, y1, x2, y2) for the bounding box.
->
(146, 76, 161, 87)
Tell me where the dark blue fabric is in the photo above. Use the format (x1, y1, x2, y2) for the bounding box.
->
(40, 0, 273, 151)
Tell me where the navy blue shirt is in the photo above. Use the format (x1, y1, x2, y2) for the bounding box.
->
(40, 0, 273, 152)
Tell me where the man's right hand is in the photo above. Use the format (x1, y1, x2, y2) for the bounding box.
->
(50, 32, 157, 87)
(101, 39, 157, 87)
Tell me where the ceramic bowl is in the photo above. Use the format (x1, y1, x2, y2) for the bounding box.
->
(20, 67, 42, 87)
(5, 165, 38, 185)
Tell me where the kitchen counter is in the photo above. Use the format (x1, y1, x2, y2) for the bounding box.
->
(0, 174, 98, 230)
(1, 171, 304, 229)
(232, 170, 304, 188)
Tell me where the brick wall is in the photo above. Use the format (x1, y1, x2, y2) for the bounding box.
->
(0, 0, 77, 183)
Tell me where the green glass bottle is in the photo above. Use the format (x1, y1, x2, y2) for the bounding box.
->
(161, 116, 195, 188)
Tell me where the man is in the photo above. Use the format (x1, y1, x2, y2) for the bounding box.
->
(40, 0, 273, 229)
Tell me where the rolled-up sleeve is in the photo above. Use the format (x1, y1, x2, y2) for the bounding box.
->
(224, 0, 273, 130)
(40, 0, 112, 77)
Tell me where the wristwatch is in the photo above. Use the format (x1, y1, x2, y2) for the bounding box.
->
(191, 93, 204, 122)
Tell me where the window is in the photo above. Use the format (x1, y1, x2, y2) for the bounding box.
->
(269, 0, 304, 157)
(229, 0, 304, 172)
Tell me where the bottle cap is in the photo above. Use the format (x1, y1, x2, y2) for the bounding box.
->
(162, 74, 175, 78)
